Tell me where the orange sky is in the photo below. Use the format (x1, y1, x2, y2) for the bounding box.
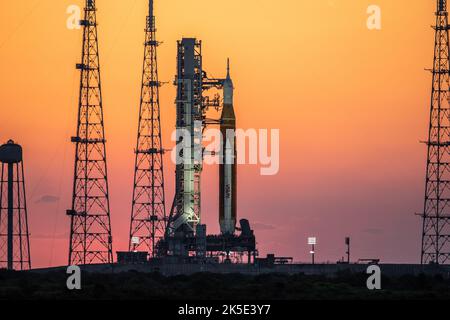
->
(0, 0, 436, 267)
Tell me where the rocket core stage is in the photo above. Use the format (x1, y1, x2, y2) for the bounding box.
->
(219, 59, 237, 235)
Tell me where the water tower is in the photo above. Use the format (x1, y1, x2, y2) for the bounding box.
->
(0, 140, 31, 270)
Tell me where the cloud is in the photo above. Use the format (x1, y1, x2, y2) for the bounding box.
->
(35, 195, 59, 204)
(362, 228, 383, 235)
(252, 222, 276, 231)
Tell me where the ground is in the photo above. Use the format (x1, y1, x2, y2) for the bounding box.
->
(0, 269, 449, 300)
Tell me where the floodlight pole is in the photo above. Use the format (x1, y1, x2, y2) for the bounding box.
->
(345, 237, 350, 264)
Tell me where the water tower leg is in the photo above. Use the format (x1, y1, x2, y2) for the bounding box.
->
(7, 163, 13, 270)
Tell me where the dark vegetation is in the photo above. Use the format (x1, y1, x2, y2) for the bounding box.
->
(0, 269, 449, 300)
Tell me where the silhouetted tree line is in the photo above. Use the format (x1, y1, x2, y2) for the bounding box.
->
(0, 269, 449, 300)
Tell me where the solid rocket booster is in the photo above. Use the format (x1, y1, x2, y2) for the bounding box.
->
(219, 59, 237, 235)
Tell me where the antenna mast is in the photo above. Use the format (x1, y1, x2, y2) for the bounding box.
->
(67, 0, 113, 265)
(421, 0, 450, 264)
(128, 0, 167, 256)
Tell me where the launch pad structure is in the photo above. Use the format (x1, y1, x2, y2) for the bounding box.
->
(117, 1, 258, 265)
(159, 38, 256, 263)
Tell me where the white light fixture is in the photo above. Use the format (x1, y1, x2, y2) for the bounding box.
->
(131, 236, 140, 245)
(308, 237, 317, 245)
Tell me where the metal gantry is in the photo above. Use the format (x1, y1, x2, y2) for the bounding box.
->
(67, 0, 113, 265)
(165, 39, 232, 256)
(0, 140, 31, 270)
(421, 0, 450, 264)
(128, 0, 167, 257)
(167, 39, 204, 241)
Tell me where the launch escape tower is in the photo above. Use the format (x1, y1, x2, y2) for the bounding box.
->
(421, 0, 450, 264)
(67, 0, 113, 265)
(0, 140, 31, 270)
(128, 0, 167, 257)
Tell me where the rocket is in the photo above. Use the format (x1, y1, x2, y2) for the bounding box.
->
(219, 59, 237, 235)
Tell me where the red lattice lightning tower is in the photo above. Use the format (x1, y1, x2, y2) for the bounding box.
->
(67, 0, 113, 265)
(128, 0, 166, 256)
(421, 0, 450, 264)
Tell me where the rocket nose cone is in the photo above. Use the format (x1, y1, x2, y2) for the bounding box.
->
(225, 58, 233, 85)
(223, 59, 234, 106)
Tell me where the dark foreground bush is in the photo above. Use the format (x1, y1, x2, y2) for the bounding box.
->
(0, 269, 449, 300)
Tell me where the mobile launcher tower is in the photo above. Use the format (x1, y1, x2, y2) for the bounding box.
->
(161, 38, 256, 263)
